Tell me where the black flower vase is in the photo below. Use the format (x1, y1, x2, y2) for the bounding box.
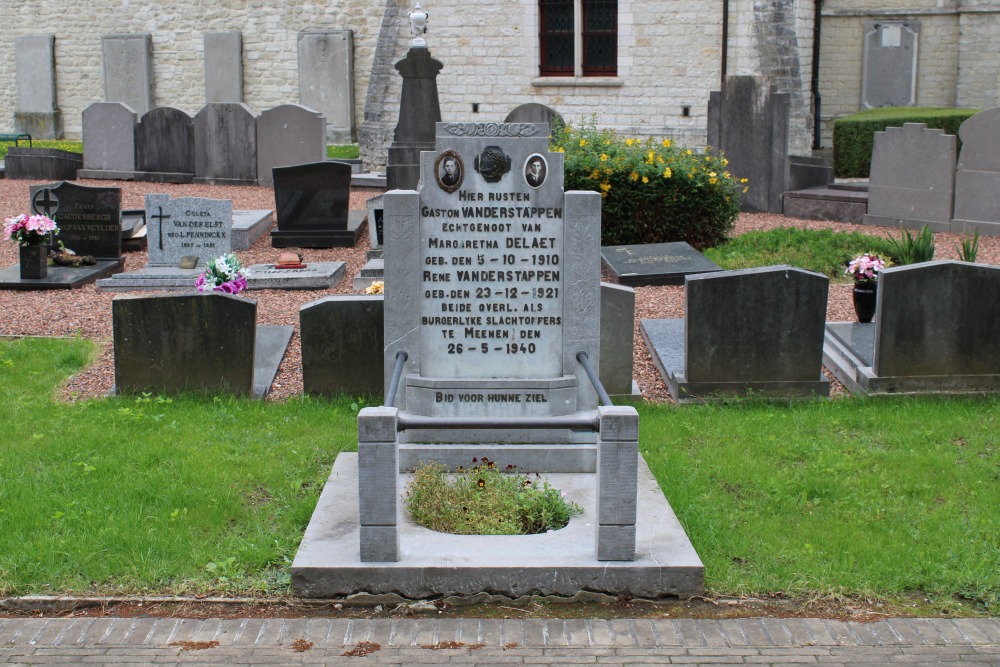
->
(19, 243, 48, 280)
(852, 281, 877, 323)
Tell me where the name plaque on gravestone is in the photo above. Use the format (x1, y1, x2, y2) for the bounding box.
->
(30, 181, 122, 260)
(145, 194, 232, 267)
(418, 132, 565, 380)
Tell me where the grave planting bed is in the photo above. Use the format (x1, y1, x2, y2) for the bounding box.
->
(3, 177, 1000, 403)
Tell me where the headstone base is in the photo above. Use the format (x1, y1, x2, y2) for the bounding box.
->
(352, 254, 383, 290)
(231, 210, 274, 251)
(95, 267, 203, 292)
(134, 171, 195, 184)
(244, 261, 346, 290)
(291, 453, 703, 599)
(14, 110, 63, 140)
(782, 186, 868, 224)
(950, 219, 1000, 237)
(824, 322, 1000, 396)
(642, 318, 830, 402)
(193, 176, 259, 187)
(861, 213, 952, 233)
(0, 259, 124, 290)
(77, 169, 136, 181)
(270, 210, 365, 248)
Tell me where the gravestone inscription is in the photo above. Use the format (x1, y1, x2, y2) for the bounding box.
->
(30, 181, 122, 259)
(145, 194, 232, 266)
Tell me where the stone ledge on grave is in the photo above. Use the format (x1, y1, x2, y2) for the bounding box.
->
(404, 375, 580, 418)
(291, 453, 704, 599)
(270, 210, 366, 249)
(95, 267, 203, 292)
(231, 210, 274, 251)
(0, 259, 124, 291)
(244, 261, 345, 290)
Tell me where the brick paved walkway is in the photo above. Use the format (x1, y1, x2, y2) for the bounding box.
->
(1, 616, 999, 665)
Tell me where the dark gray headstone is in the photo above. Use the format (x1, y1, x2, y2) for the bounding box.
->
(271, 161, 362, 248)
(707, 76, 789, 213)
(101, 34, 154, 116)
(145, 194, 232, 267)
(601, 242, 722, 286)
(79, 102, 138, 178)
(685, 266, 828, 383)
(136, 107, 196, 181)
(863, 123, 956, 232)
(113, 293, 256, 395)
(300, 295, 384, 395)
(504, 103, 564, 128)
(255, 104, 327, 186)
(951, 108, 1000, 236)
(205, 32, 243, 104)
(875, 261, 1000, 377)
(600, 283, 635, 396)
(14, 34, 62, 139)
(4, 148, 81, 181)
(297, 30, 356, 143)
(29, 181, 122, 259)
(861, 20, 919, 109)
(194, 103, 258, 185)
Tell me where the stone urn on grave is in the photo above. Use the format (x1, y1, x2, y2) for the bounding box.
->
(4, 213, 57, 280)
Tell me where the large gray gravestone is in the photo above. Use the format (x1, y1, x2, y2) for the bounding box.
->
(256, 105, 327, 186)
(600, 283, 636, 397)
(707, 76, 789, 213)
(29, 181, 123, 260)
(863, 123, 956, 232)
(861, 20, 919, 109)
(14, 34, 63, 139)
(194, 103, 258, 185)
(78, 102, 138, 180)
(297, 30, 356, 143)
(951, 108, 1000, 236)
(205, 32, 243, 104)
(641, 266, 830, 402)
(135, 107, 196, 183)
(824, 261, 1000, 396)
(102, 34, 154, 116)
(300, 295, 384, 395)
(145, 194, 233, 267)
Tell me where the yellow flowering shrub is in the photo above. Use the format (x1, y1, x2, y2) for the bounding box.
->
(551, 120, 745, 249)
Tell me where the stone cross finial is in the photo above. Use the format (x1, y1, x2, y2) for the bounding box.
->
(409, 2, 428, 48)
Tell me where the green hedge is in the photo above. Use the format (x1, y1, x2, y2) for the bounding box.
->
(833, 107, 978, 178)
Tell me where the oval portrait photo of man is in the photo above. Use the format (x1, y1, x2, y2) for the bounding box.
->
(524, 153, 547, 189)
(435, 150, 464, 193)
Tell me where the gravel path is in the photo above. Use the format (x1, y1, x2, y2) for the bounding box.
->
(3, 178, 998, 403)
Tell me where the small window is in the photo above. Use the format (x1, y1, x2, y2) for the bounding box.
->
(539, 0, 618, 77)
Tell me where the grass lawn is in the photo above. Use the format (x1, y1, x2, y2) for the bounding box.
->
(2, 337, 998, 614)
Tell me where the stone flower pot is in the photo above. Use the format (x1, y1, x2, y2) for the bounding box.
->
(19, 243, 48, 280)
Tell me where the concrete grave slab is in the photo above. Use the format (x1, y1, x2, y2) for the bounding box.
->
(204, 32, 243, 104)
(78, 102, 138, 180)
(298, 30, 356, 143)
(642, 266, 830, 402)
(292, 453, 703, 599)
(231, 210, 274, 251)
(14, 34, 62, 139)
(601, 242, 722, 286)
(102, 34, 154, 116)
(300, 295, 384, 394)
(0, 261, 123, 290)
(4, 148, 80, 180)
(824, 261, 1000, 395)
(244, 261, 345, 290)
(135, 107, 195, 183)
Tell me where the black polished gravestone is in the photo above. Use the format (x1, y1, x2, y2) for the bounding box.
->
(0, 182, 125, 290)
(601, 242, 722, 286)
(270, 161, 365, 248)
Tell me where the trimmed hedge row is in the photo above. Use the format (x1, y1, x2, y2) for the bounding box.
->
(833, 107, 978, 178)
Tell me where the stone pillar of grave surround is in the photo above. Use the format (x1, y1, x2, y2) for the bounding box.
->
(358, 406, 400, 562)
(596, 406, 639, 561)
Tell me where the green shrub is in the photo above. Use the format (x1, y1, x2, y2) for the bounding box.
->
(956, 229, 979, 263)
(551, 121, 744, 249)
(833, 107, 978, 178)
(326, 144, 360, 159)
(885, 225, 935, 265)
(404, 457, 583, 535)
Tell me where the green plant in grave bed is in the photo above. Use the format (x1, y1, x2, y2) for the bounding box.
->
(703, 227, 896, 281)
(405, 457, 583, 535)
(956, 229, 979, 263)
(551, 119, 743, 249)
(885, 224, 935, 265)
